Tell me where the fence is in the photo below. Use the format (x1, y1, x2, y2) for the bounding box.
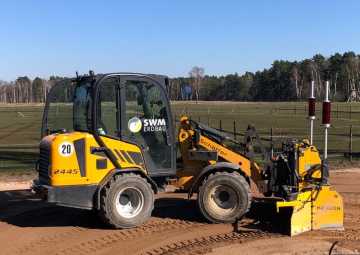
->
(191, 118, 360, 161)
(173, 102, 360, 162)
(1, 102, 360, 171)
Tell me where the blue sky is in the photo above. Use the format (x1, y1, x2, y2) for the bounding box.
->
(0, 0, 359, 81)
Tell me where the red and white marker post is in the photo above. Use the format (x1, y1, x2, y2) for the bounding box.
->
(308, 81, 316, 145)
(322, 81, 331, 160)
(321, 81, 331, 184)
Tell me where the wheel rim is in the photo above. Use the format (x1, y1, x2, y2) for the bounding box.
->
(115, 187, 144, 219)
(207, 184, 239, 215)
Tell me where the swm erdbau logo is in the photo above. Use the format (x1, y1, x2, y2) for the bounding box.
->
(128, 117, 166, 133)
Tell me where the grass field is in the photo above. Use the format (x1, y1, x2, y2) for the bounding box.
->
(1, 101, 360, 172)
(172, 101, 360, 158)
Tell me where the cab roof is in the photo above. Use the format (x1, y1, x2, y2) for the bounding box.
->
(72, 72, 169, 89)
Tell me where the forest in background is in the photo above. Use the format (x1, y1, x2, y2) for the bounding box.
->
(1, 51, 360, 103)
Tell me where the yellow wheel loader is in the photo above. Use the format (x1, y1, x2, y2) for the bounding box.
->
(33, 72, 343, 235)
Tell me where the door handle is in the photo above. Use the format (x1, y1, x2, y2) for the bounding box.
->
(166, 134, 172, 146)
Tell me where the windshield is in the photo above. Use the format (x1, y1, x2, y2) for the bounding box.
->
(73, 81, 92, 131)
(43, 79, 93, 136)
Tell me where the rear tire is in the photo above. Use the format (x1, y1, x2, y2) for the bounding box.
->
(197, 171, 251, 223)
(99, 173, 154, 228)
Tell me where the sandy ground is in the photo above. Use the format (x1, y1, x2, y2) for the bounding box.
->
(0, 181, 32, 191)
(0, 170, 359, 255)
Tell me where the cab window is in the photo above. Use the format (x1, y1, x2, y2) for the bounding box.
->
(123, 80, 171, 169)
(97, 77, 119, 137)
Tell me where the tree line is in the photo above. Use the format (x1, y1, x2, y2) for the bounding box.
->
(170, 52, 360, 102)
(0, 52, 359, 103)
(0, 76, 60, 103)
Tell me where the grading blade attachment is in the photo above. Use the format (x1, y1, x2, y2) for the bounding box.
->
(276, 186, 344, 236)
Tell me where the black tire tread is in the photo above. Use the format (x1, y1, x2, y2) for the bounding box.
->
(198, 171, 251, 223)
(99, 172, 154, 228)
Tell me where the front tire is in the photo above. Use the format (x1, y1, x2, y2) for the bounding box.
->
(99, 173, 154, 228)
(197, 171, 251, 223)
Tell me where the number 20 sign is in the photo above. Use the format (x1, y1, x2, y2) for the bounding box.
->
(58, 142, 74, 157)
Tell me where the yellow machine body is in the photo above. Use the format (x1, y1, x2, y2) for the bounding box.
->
(272, 143, 343, 235)
(38, 114, 344, 236)
(176, 116, 261, 191)
(297, 142, 322, 185)
(34, 73, 343, 236)
(175, 116, 344, 236)
(40, 132, 145, 187)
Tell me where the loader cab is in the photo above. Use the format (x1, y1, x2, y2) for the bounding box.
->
(42, 73, 176, 177)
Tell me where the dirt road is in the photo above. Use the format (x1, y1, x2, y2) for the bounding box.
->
(0, 170, 359, 255)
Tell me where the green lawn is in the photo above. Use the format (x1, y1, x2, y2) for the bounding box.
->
(1, 101, 360, 172)
(171, 101, 360, 154)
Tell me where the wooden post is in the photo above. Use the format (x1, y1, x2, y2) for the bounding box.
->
(349, 125, 353, 161)
(233, 120, 236, 139)
(198, 116, 201, 122)
(270, 127, 274, 158)
(294, 106, 297, 115)
(337, 104, 339, 119)
(219, 119, 222, 131)
(350, 104, 352, 120)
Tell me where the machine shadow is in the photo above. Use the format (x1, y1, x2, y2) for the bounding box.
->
(0, 189, 103, 229)
(0, 190, 284, 234)
(0, 190, 206, 228)
(152, 197, 205, 222)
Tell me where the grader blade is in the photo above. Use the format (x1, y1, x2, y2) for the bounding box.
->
(276, 191, 313, 236)
(276, 186, 343, 236)
(311, 186, 344, 232)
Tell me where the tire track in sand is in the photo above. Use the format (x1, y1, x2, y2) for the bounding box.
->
(11, 219, 204, 255)
(141, 230, 280, 255)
